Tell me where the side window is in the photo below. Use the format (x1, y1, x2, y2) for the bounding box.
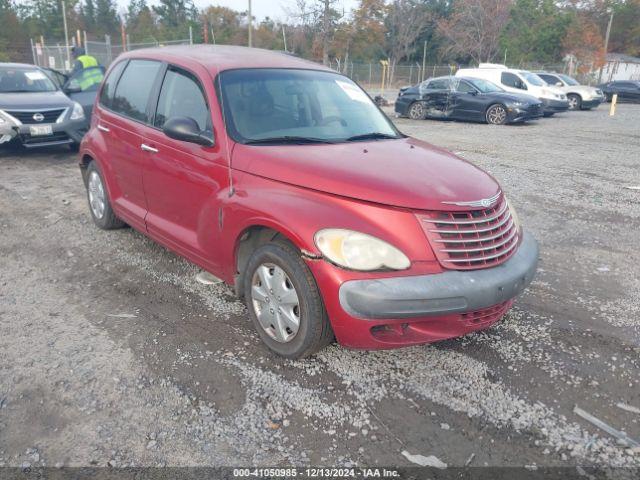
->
(427, 79, 451, 90)
(455, 80, 476, 93)
(154, 67, 212, 136)
(111, 60, 162, 122)
(501, 72, 526, 90)
(538, 74, 557, 85)
(99, 61, 126, 109)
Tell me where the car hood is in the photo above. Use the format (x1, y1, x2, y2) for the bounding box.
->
(232, 137, 500, 210)
(0, 91, 72, 110)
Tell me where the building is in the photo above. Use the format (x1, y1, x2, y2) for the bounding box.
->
(600, 53, 640, 82)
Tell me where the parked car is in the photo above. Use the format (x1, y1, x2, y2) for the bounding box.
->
(0, 63, 88, 149)
(456, 64, 569, 116)
(80, 46, 538, 358)
(395, 75, 543, 124)
(43, 66, 105, 120)
(597, 80, 640, 103)
(534, 72, 604, 110)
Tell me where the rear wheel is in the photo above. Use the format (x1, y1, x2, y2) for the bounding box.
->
(244, 240, 333, 359)
(567, 94, 582, 110)
(407, 101, 426, 120)
(485, 104, 507, 125)
(85, 161, 125, 230)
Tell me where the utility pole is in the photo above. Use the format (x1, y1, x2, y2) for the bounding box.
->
(598, 10, 614, 83)
(421, 41, 427, 82)
(322, 0, 330, 66)
(282, 25, 287, 52)
(248, 0, 252, 47)
(61, 1, 71, 70)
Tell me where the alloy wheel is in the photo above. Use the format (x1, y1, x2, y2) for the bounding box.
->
(568, 95, 580, 110)
(487, 105, 507, 125)
(251, 263, 301, 343)
(408, 102, 425, 120)
(88, 171, 106, 219)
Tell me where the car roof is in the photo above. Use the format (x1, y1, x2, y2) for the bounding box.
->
(117, 45, 334, 76)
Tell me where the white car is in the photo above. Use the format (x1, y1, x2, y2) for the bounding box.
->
(535, 72, 604, 110)
(456, 64, 569, 117)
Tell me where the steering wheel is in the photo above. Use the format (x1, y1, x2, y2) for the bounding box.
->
(318, 116, 347, 127)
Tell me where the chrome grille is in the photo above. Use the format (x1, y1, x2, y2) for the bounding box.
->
(5, 108, 66, 124)
(416, 194, 520, 270)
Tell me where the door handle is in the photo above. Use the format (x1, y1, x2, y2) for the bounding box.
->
(141, 143, 158, 153)
(97, 125, 109, 133)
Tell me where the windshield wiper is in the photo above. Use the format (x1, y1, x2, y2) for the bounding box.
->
(345, 132, 398, 142)
(244, 136, 336, 145)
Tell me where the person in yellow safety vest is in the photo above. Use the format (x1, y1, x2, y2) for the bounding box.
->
(70, 46, 104, 90)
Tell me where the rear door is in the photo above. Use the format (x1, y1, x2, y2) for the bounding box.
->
(140, 63, 230, 269)
(96, 59, 163, 230)
(617, 82, 640, 101)
(422, 78, 452, 117)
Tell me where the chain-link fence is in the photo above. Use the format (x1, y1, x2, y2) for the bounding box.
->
(30, 38, 191, 72)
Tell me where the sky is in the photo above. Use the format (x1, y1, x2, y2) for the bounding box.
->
(116, 0, 360, 22)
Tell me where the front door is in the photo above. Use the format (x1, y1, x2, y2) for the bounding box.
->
(449, 79, 485, 121)
(141, 64, 230, 270)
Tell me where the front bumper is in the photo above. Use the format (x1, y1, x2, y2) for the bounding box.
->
(308, 232, 538, 349)
(541, 98, 569, 114)
(340, 232, 538, 319)
(506, 104, 544, 123)
(581, 97, 603, 109)
(12, 118, 88, 148)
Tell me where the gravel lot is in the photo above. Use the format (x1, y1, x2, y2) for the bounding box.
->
(0, 103, 639, 471)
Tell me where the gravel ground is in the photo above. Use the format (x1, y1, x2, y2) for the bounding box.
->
(0, 103, 639, 471)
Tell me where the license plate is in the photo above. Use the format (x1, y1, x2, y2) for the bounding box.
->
(29, 125, 53, 136)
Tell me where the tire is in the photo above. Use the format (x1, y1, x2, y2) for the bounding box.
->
(543, 112, 555, 118)
(243, 240, 334, 359)
(567, 94, 582, 111)
(605, 93, 612, 103)
(485, 104, 507, 125)
(85, 161, 125, 230)
(407, 101, 426, 120)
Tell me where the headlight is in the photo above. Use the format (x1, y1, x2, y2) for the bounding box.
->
(314, 229, 411, 271)
(505, 196, 521, 232)
(70, 102, 85, 120)
(509, 101, 524, 107)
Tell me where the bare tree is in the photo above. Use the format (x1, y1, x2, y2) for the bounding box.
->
(437, 0, 513, 64)
(386, 1, 430, 79)
(286, 0, 341, 65)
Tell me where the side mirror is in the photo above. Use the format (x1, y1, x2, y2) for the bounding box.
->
(467, 90, 478, 96)
(64, 84, 82, 94)
(556, 81, 563, 87)
(162, 116, 214, 147)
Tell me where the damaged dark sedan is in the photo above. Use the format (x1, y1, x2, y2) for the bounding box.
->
(395, 76, 543, 125)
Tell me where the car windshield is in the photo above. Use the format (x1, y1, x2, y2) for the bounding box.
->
(520, 72, 545, 86)
(467, 78, 504, 93)
(218, 68, 400, 144)
(0, 66, 57, 93)
(558, 74, 579, 86)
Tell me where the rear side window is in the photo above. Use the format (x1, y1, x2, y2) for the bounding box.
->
(99, 61, 126, 109)
(501, 72, 525, 89)
(427, 79, 451, 90)
(154, 67, 212, 134)
(111, 60, 162, 122)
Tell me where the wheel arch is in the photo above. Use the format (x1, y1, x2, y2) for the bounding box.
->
(233, 223, 307, 298)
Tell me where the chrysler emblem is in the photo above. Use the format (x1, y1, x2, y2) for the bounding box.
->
(32, 113, 44, 122)
(442, 191, 501, 208)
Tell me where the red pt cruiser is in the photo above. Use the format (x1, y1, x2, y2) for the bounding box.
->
(80, 46, 539, 358)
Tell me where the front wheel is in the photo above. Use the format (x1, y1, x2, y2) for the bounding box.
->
(567, 94, 582, 110)
(407, 101, 426, 120)
(485, 104, 507, 125)
(244, 240, 333, 359)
